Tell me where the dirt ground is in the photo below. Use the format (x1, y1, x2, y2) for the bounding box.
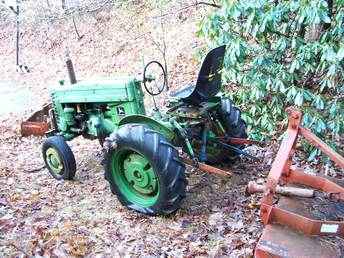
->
(0, 131, 268, 257)
(0, 1, 342, 257)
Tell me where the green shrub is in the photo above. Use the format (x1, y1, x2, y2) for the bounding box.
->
(198, 0, 343, 156)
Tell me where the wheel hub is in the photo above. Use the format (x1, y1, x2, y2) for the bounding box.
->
(123, 154, 157, 195)
(46, 148, 63, 174)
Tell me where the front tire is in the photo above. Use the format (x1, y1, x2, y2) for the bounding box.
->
(42, 136, 76, 180)
(104, 124, 187, 216)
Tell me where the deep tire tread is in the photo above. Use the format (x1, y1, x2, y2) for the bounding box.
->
(104, 124, 187, 216)
(208, 98, 248, 162)
(220, 98, 248, 139)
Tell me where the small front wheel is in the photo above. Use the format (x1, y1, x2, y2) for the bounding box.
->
(42, 136, 76, 180)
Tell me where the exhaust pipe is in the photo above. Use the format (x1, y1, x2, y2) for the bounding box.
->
(65, 50, 77, 84)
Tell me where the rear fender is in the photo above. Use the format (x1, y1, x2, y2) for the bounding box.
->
(118, 115, 175, 142)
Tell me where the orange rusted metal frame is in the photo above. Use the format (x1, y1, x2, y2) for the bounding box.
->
(181, 157, 232, 177)
(300, 127, 344, 168)
(260, 107, 344, 238)
(227, 137, 263, 146)
(216, 136, 264, 146)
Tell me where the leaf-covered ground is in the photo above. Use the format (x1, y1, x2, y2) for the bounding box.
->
(0, 2, 266, 256)
(0, 129, 268, 256)
(0, 1, 342, 257)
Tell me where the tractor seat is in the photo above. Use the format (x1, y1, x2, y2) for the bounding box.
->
(170, 84, 196, 99)
(169, 45, 226, 106)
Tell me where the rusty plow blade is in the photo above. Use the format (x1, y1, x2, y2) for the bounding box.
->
(21, 103, 51, 137)
(250, 107, 344, 258)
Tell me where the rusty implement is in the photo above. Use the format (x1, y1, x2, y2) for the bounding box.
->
(253, 107, 344, 258)
(181, 157, 232, 177)
(246, 181, 314, 198)
(21, 103, 51, 136)
(216, 136, 265, 147)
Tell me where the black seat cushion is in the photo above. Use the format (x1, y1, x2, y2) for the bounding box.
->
(169, 84, 195, 99)
(169, 45, 226, 106)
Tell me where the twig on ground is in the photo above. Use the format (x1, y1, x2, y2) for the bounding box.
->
(24, 165, 46, 173)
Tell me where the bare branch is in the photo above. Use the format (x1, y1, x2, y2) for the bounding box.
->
(153, 1, 221, 19)
(1, 0, 18, 15)
(196, 1, 221, 8)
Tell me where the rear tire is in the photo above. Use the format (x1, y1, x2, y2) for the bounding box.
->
(104, 124, 187, 216)
(203, 98, 247, 163)
(219, 98, 248, 140)
(42, 136, 76, 180)
(189, 98, 247, 164)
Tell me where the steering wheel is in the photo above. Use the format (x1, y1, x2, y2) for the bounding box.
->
(143, 61, 167, 96)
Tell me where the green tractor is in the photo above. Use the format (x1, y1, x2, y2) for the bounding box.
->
(39, 46, 249, 215)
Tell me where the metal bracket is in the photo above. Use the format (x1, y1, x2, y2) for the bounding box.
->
(253, 107, 344, 257)
(181, 157, 231, 177)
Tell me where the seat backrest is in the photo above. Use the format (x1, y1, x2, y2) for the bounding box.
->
(183, 45, 226, 105)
